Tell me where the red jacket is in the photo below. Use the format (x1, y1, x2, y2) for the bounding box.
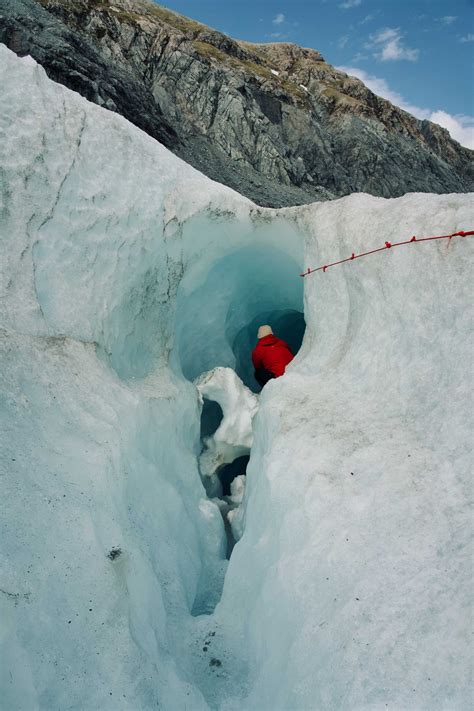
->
(251, 334, 294, 378)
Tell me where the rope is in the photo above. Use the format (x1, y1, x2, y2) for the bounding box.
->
(300, 230, 474, 277)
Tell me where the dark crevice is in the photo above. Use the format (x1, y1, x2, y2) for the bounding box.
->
(218, 456, 249, 497)
(216, 456, 249, 559)
(200, 398, 224, 439)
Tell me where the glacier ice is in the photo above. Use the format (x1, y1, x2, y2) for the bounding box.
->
(195, 367, 257, 543)
(196, 367, 258, 481)
(1, 44, 473, 711)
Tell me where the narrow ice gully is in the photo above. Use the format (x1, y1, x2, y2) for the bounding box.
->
(0, 46, 472, 710)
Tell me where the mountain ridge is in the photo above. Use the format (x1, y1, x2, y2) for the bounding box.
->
(1, 0, 472, 206)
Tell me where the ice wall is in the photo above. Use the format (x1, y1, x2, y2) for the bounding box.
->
(1, 45, 473, 711)
(0, 46, 235, 710)
(0, 45, 302, 710)
(218, 194, 473, 710)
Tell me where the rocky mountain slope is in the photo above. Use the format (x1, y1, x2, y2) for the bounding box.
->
(1, 0, 473, 206)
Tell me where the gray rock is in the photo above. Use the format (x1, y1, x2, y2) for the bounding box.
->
(1, 0, 472, 207)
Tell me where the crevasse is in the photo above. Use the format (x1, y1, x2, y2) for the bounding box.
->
(1, 46, 472, 711)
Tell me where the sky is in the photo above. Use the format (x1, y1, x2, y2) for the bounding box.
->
(158, 0, 474, 149)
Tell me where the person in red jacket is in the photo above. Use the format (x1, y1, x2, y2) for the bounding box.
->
(251, 325, 294, 388)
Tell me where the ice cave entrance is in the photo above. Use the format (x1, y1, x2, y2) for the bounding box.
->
(174, 243, 306, 392)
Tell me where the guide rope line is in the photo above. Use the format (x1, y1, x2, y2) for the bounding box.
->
(300, 230, 474, 277)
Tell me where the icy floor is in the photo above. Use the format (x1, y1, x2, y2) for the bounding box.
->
(1, 45, 473, 710)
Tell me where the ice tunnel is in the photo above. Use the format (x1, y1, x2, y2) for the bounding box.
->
(173, 243, 306, 391)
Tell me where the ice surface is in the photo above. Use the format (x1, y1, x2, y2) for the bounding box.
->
(1, 45, 473, 711)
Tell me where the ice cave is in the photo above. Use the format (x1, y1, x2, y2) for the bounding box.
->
(1, 46, 473, 711)
(173, 243, 305, 390)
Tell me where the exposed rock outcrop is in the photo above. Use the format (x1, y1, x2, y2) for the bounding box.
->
(1, 0, 472, 206)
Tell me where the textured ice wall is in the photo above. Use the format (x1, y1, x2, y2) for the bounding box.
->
(1, 44, 473, 711)
(218, 193, 474, 710)
(0, 46, 301, 710)
(0, 45, 237, 708)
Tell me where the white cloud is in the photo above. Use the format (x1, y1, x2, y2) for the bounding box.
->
(338, 35, 350, 49)
(339, 0, 361, 8)
(369, 27, 419, 61)
(336, 65, 474, 149)
(273, 13, 285, 25)
(429, 111, 474, 149)
(351, 51, 369, 62)
(440, 16, 457, 25)
(359, 13, 375, 25)
(460, 33, 474, 43)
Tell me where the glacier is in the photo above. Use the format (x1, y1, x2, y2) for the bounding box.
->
(0, 44, 473, 711)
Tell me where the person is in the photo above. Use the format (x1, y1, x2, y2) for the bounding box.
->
(251, 325, 294, 388)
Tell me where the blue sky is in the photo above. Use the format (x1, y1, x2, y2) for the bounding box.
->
(159, 0, 474, 148)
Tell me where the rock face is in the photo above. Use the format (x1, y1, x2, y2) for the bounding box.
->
(1, 0, 472, 206)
